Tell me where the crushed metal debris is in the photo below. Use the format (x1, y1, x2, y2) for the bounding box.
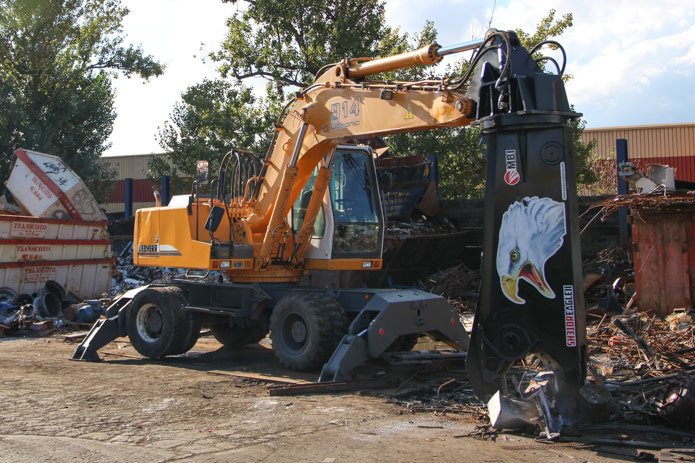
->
(394, 240, 695, 446)
(587, 191, 695, 217)
(416, 263, 480, 314)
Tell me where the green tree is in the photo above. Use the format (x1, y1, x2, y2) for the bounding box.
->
(151, 79, 276, 192)
(0, 0, 163, 201)
(151, 0, 400, 184)
(571, 117, 599, 185)
(214, 0, 400, 98)
(515, 9, 574, 79)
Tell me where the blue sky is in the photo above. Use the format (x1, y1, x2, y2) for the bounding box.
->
(105, 0, 695, 156)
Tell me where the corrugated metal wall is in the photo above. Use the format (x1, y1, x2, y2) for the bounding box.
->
(582, 123, 695, 182)
(102, 153, 154, 180)
(101, 154, 157, 214)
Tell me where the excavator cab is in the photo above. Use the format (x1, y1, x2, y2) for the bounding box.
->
(296, 145, 385, 266)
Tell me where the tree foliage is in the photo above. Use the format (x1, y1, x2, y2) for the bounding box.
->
(571, 117, 599, 185)
(515, 9, 574, 79)
(155, 0, 399, 183)
(214, 0, 397, 96)
(515, 10, 573, 48)
(0, 0, 164, 201)
(152, 79, 276, 192)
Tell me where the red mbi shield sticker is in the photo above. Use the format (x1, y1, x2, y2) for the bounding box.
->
(504, 150, 520, 185)
(504, 169, 520, 185)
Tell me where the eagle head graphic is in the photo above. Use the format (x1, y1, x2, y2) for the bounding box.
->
(496, 196, 566, 304)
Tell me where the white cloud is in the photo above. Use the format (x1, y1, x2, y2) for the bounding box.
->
(490, 0, 695, 126)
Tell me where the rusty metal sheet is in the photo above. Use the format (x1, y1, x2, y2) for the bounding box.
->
(632, 210, 695, 317)
(5, 148, 107, 221)
(1, 239, 111, 262)
(0, 213, 113, 299)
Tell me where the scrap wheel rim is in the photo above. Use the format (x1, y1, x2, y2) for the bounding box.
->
(283, 313, 308, 352)
(136, 303, 164, 343)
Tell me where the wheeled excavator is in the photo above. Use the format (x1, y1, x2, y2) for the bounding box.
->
(73, 29, 587, 434)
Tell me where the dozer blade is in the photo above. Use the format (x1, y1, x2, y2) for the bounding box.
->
(319, 289, 468, 382)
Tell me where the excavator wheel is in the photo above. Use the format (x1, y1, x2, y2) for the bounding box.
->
(270, 293, 346, 371)
(173, 312, 202, 354)
(126, 287, 190, 359)
(210, 322, 268, 349)
(319, 293, 348, 347)
(164, 287, 202, 356)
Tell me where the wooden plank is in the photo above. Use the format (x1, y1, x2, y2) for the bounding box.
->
(206, 370, 310, 385)
(267, 378, 392, 396)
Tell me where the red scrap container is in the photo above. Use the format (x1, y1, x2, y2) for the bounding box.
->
(631, 209, 695, 317)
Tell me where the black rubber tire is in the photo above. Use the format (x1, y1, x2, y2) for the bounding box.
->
(13, 294, 33, 307)
(126, 287, 189, 359)
(163, 288, 201, 356)
(210, 322, 268, 349)
(176, 313, 202, 354)
(269, 293, 345, 371)
(211, 322, 267, 349)
(0, 287, 17, 305)
(322, 294, 348, 346)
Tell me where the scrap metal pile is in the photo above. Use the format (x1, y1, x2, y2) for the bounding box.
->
(417, 263, 480, 314)
(588, 311, 695, 428)
(384, 217, 459, 248)
(0, 280, 105, 337)
(587, 190, 695, 216)
(411, 239, 695, 433)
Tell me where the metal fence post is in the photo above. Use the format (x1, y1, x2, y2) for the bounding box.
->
(124, 178, 133, 220)
(616, 139, 629, 243)
(161, 176, 170, 207)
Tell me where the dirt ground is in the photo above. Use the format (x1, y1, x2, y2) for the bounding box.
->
(0, 334, 657, 463)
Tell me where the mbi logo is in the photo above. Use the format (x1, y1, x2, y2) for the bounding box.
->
(504, 149, 520, 186)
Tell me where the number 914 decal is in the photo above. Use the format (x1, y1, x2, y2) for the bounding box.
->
(331, 98, 361, 130)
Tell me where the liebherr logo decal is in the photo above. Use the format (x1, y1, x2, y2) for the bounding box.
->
(504, 149, 520, 186)
(137, 244, 182, 257)
(138, 244, 158, 255)
(138, 235, 181, 257)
